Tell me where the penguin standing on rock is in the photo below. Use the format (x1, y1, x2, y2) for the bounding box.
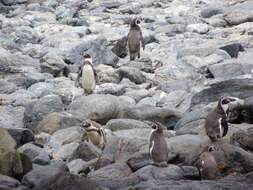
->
(205, 96, 232, 142)
(198, 145, 221, 180)
(127, 17, 145, 61)
(81, 119, 107, 150)
(149, 122, 169, 167)
(75, 52, 98, 94)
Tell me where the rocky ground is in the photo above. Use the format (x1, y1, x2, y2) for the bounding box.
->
(1, 0, 253, 189)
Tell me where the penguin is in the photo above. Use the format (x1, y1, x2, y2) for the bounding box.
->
(149, 122, 169, 167)
(127, 17, 145, 61)
(199, 151, 221, 180)
(75, 52, 98, 94)
(205, 96, 232, 142)
(81, 119, 107, 150)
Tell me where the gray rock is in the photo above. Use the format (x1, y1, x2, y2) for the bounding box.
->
(186, 23, 209, 34)
(27, 82, 54, 98)
(0, 79, 18, 94)
(126, 151, 151, 172)
(23, 95, 64, 131)
(123, 89, 150, 103)
(105, 119, 150, 131)
(190, 79, 253, 108)
(181, 166, 200, 180)
(137, 97, 156, 107)
(36, 112, 81, 134)
(0, 174, 21, 189)
(17, 143, 44, 161)
(208, 61, 244, 79)
(52, 142, 80, 161)
(117, 66, 146, 84)
(111, 36, 128, 58)
(219, 43, 244, 58)
(50, 127, 83, 146)
(25, 72, 45, 88)
(33, 152, 50, 166)
(96, 83, 126, 96)
(231, 128, 253, 151)
(67, 159, 88, 174)
(68, 94, 130, 124)
(40, 53, 68, 77)
(1, 0, 27, 6)
(14, 26, 41, 45)
(68, 142, 101, 162)
(157, 80, 194, 94)
(88, 162, 132, 179)
(0, 105, 25, 128)
(201, 7, 224, 18)
(121, 106, 182, 129)
(6, 128, 34, 148)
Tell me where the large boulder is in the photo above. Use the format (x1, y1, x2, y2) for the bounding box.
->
(0, 128, 17, 149)
(68, 94, 130, 124)
(23, 95, 64, 133)
(0, 145, 32, 180)
(190, 79, 253, 108)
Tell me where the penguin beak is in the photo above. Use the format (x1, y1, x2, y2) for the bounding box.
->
(151, 123, 156, 129)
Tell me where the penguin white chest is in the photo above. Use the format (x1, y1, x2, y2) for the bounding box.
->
(82, 65, 96, 91)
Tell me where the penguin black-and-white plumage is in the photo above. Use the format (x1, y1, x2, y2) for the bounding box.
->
(205, 96, 232, 141)
(81, 119, 107, 150)
(149, 122, 169, 167)
(75, 52, 97, 94)
(198, 145, 221, 180)
(127, 17, 145, 61)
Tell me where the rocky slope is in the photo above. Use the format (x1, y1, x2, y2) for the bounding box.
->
(1, 0, 253, 189)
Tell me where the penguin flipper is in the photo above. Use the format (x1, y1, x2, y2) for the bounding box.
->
(221, 117, 228, 137)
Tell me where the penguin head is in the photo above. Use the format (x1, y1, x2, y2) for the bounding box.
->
(131, 17, 143, 28)
(218, 96, 231, 114)
(82, 52, 93, 65)
(81, 119, 92, 128)
(151, 122, 163, 133)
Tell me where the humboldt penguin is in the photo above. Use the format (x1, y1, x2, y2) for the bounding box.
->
(81, 119, 107, 150)
(75, 52, 97, 94)
(205, 96, 232, 142)
(127, 17, 145, 61)
(149, 122, 169, 167)
(199, 150, 221, 180)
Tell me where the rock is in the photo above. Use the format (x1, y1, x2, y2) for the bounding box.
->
(25, 72, 45, 88)
(27, 82, 54, 98)
(190, 79, 253, 108)
(201, 7, 224, 18)
(69, 142, 101, 162)
(11, 89, 37, 107)
(21, 161, 68, 189)
(126, 152, 151, 172)
(231, 128, 253, 151)
(0, 145, 32, 180)
(36, 112, 81, 134)
(219, 43, 244, 58)
(88, 162, 132, 179)
(224, 1, 253, 26)
(0, 128, 17, 149)
(181, 166, 200, 180)
(136, 97, 156, 107)
(17, 143, 45, 162)
(52, 142, 79, 161)
(103, 136, 147, 162)
(68, 94, 130, 124)
(117, 66, 146, 84)
(0, 174, 23, 189)
(123, 89, 150, 103)
(0, 105, 25, 128)
(67, 159, 88, 174)
(23, 95, 64, 132)
(111, 36, 128, 58)
(208, 60, 244, 79)
(95, 83, 126, 96)
(40, 53, 68, 77)
(6, 128, 34, 148)
(1, 0, 27, 6)
(121, 106, 182, 129)
(50, 126, 83, 146)
(0, 79, 17, 94)
(32, 152, 50, 166)
(186, 23, 209, 34)
(167, 134, 209, 164)
(105, 119, 150, 131)
(131, 165, 184, 181)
